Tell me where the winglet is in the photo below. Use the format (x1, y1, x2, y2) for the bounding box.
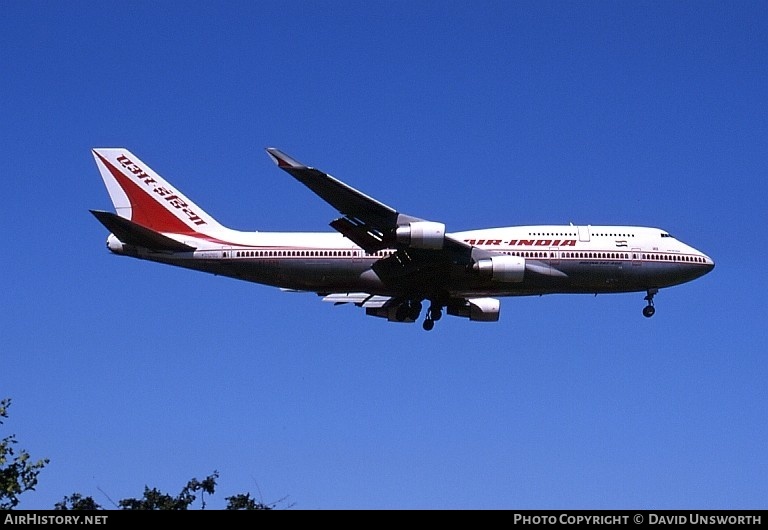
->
(266, 148, 306, 169)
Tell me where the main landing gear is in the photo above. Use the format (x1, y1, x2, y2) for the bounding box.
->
(395, 299, 442, 331)
(422, 304, 442, 331)
(643, 288, 658, 318)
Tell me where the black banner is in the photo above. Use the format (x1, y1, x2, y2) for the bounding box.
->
(1, 509, 766, 523)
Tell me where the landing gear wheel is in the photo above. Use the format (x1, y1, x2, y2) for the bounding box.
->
(643, 288, 658, 318)
(423, 318, 435, 331)
(428, 306, 442, 321)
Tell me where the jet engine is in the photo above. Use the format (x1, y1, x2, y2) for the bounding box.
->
(395, 221, 446, 250)
(472, 255, 525, 282)
(365, 306, 416, 322)
(447, 297, 500, 322)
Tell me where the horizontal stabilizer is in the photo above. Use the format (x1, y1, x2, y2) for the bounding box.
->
(90, 210, 196, 252)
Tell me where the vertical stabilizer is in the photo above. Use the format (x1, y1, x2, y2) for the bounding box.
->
(92, 148, 225, 235)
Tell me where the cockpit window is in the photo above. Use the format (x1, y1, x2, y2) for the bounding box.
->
(661, 233, 674, 238)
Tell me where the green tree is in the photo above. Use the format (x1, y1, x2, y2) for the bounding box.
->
(56, 472, 283, 510)
(0, 398, 49, 510)
(225, 492, 279, 510)
(118, 472, 219, 510)
(54, 493, 102, 510)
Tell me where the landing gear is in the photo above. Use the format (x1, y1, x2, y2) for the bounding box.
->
(422, 303, 443, 331)
(643, 288, 658, 318)
(394, 298, 445, 330)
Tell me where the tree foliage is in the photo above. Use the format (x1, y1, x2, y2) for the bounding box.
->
(0, 398, 49, 510)
(224, 492, 282, 511)
(54, 493, 101, 510)
(118, 472, 218, 510)
(55, 472, 285, 510)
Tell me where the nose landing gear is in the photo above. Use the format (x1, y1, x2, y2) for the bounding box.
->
(643, 288, 658, 318)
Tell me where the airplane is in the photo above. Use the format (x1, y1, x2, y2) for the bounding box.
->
(90, 147, 715, 330)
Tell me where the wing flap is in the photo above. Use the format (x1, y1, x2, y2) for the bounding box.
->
(321, 293, 392, 308)
(329, 217, 389, 253)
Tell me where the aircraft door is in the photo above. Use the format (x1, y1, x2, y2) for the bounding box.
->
(549, 247, 560, 274)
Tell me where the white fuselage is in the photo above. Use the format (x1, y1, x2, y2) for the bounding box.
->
(108, 223, 714, 298)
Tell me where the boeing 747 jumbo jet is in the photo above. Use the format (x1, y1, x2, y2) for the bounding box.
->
(91, 148, 714, 330)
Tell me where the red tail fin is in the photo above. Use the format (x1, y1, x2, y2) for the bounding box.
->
(92, 148, 225, 235)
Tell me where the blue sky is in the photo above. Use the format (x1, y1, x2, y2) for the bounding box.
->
(2, 1, 766, 509)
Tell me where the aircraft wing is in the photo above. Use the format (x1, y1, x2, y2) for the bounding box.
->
(266, 148, 480, 260)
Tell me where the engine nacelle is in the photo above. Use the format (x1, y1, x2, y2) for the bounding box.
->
(365, 306, 416, 323)
(395, 221, 446, 250)
(447, 297, 500, 322)
(473, 255, 525, 282)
